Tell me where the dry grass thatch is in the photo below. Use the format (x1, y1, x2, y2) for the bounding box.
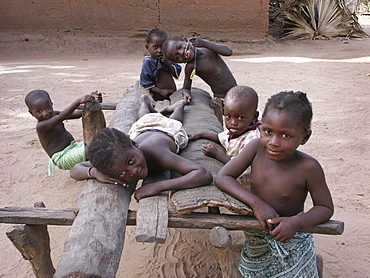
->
(270, 0, 368, 39)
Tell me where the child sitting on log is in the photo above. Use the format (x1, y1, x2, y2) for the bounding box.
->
(25, 89, 95, 175)
(162, 36, 237, 104)
(215, 91, 334, 278)
(70, 94, 213, 201)
(140, 28, 182, 101)
(188, 85, 260, 190)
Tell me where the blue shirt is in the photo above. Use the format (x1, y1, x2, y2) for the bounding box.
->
(140, 56, 182, 89)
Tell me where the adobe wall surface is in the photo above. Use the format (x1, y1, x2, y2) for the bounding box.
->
(0, 0, 269, 41)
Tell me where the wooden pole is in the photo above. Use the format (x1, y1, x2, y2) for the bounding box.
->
(6, 202, 55, 278)
(54, 83, 146, 277)
(82, 101, 106, 146)
(210, 226, 242, 278)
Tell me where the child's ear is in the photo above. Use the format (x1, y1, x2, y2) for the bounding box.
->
(301, 129, 312, 145)
(253, 111, 259, 123)
(131, 140, 140, 149)
(145, 44, 149, 50)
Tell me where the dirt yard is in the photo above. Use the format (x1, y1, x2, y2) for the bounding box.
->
(0, 19, 369, 277)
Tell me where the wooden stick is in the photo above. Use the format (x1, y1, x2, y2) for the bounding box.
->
(78, 102, 117, 110)
(0, 207, 344, 235)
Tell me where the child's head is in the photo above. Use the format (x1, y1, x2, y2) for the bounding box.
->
(25, 89, 54, 121)
(163, 36, 195, 63)
(88, 128, 148, 184)
(145, 28, 168, 60)
(223, 85, 259, 137)
(261, 91, 313, 161)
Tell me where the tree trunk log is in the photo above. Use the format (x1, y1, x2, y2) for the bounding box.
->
(54, 83, 145, 278)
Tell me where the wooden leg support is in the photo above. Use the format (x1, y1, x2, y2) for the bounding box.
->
(6, 202, 55, 278)
(210, 226, 242, 278)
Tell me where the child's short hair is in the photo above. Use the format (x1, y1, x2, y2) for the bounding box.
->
(25, 89, 51, 109)
(88, 128, 133, 174)
(162, 36, 186, 56)
(262, 91, 313, 130)
(226, 85, 258, 106)
(145, 28, 167, 44)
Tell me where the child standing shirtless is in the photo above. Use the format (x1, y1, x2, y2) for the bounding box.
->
(188, 85, 260, 190)
(70, 95, 212, 201)
(25, 89, 95, 175)
(140, 28, 182, 101)
(162, 36, 237, 103)
(215, 91, 334, 277)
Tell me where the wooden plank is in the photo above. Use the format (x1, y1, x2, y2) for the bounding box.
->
(135, 97, 171, 244)
(170, 88, 253, 215)
(0, 207, 345, 235)
(136, 172, 169, 244)
(78, 102, 117, 110)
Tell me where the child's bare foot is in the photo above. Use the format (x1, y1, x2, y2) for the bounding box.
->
(160, 99, 186, 115)
(140, 94, 157, 113)
(316, 254, 323, 278)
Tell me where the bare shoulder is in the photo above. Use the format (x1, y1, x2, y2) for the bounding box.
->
(296, 150, 324, 173)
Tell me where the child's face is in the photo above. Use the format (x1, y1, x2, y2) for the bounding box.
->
(28, 97, 54, 122)
(165, 40, 195, 63)
(105, 143, 148, 184)
(260, 109, 311, 161)
(146, 35, 166, 60)
(223, 98, 257, 138)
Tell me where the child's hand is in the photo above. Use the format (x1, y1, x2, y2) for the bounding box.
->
(93, 170, 129, 187)
(181, 90, 192, 103)
(78, 94, 95, 104)
(252, 203, 280, 231)
(189, 37, 205, 47)
(267, 217, 299, 243)
(202, 143, 219, 159)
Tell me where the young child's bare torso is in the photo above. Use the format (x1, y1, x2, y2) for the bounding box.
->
(250, 142, 314, 217)
(37, 116, 75, 158)
(188, 48, 237, 98)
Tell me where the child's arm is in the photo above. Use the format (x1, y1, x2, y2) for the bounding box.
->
(268, 158, 334, 243)
(70, 162, 129, 187)
(189, 37, 233, 56)
(180, 64, 194, 103)
(215, 139, 280, 230)
(37, 95, 94, 132)
(161, 57, 182, 78)
(134, 150, 213, 201)
(188, 132, 230, 164)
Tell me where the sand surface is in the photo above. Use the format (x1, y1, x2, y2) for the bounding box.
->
(0, 21, 369, 277)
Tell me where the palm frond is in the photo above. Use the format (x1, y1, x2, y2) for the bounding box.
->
(270, 0, 368, 39)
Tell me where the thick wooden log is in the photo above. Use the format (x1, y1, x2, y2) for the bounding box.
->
(5, 202, 55, 278)
(82, 101, 106, 146)
(54, 84, 143, 277)
(210, 226, 242, 278)
(170, 88, 253, 215)
(0, 208, 345, 235)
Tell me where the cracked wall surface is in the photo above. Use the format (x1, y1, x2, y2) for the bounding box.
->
(0, 0, 269, 41)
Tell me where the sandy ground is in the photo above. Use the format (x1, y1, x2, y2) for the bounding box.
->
(0, 20, 369, 277)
